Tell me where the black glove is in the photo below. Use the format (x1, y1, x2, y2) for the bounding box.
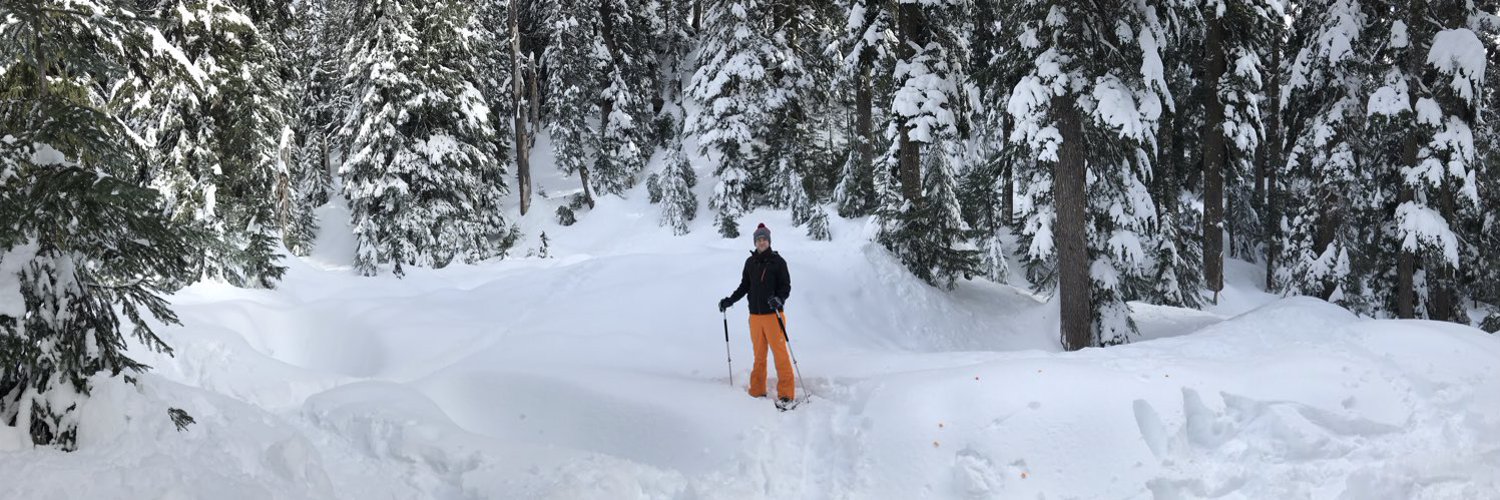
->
(719, 297, 733, 312)
(768, 296, 784, 310)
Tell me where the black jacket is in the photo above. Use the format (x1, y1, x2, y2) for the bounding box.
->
(728, 249, 790, 314)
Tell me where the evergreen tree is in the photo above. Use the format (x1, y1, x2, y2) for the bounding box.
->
(1006, 0, 1172, 348)
(133, 0, 299, 289)
(543, 0, 600, 210)
(832, 0, 892, 218)
(880, 140, 981, 289)
(0, 0, 197, 449)
(1276, 0, 1375, 305)
(1371, 2, 1490, 321)
(686, 0, 773, 237)
(592, 0, 660, 196)
(871, 0, 983, 289)
(655, 139, 699, 235)
(338, 0, 510, 276)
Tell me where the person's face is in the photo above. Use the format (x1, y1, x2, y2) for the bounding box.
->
(755, 236, 769, 252)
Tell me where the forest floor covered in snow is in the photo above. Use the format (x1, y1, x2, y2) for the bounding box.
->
(3, 180, 1499, 499)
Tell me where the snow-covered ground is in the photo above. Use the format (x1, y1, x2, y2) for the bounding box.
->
(4, 173, 1500, 499)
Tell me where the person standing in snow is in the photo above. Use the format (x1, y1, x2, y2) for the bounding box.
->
(719, 223, 794, 406)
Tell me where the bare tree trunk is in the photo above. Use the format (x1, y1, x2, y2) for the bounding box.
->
(896, 1, 923, 202)
(1054, 95, 1091, 351)
(1262, 40, 1282, 292)
(529, 54, 542, 133)
(322, 135, 333, 187)
(1314, 194, 1341, 301)
(1397, 135, 1417, 318)
(692, 0, 701, 33)
(1002, 160, 1014, 227)
(510, 3, 532, 216)
(1202, 15, 1227, 298)
(899, 128, 921, 201)
(1158, 109, 1177, 218)
(856, 48, 874, 181)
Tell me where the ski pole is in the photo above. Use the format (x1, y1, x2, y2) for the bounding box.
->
(773, 308, 808, 403)
(723, 310, 733, 387)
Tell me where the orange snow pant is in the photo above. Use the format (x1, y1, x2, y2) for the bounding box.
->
(748, 311, 794, 399)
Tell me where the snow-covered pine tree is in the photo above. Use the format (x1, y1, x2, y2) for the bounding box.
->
(1200, 0, 1279, 296)
(339, 0, 510, 276)
(1, 0, 198, 448)
(805, 206, 833, 241)
(1006, 1, 1171, 348)
(543, 0, 600, 212)
(285, 0, 351, 220)
(880, 139, 981, 289)
(1276, 0, 1376, 305)
(752, 0, 831, 210)
(1470, 12, 1500, 326)
(687, 0, 774, 237)
(1144, 5, 1213, 310)
(128, 0, 301, 289)
(591, 0, 659, 197)
(656, 138, 699, 235)
(1371, 1, 1490, 322)
(958, 0, 1033, 286)
(870, 0, 983, 289)
(832, 0, 893, 218)
(651, 0, 694, 148)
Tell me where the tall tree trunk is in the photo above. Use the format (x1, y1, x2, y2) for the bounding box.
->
(896, 1, 923, 202)
(510, 3, 532, 216)
(856, 47, 874, 186)
(1158, 109, 1177, 218)
(1314, 194, 1341, 301)
(530, 54, 542, 133)
(322, 134, 333, 187)
(1262, 37, 1282, 292)
(899, 128, 921, 201)
(1397, 133, 1418, 318)
(1202, 15, 1227, 298)
(1397, 0, 1425, 318)
(1002, 160, 1014, 227)
(1054, 95, 1091, 351)
(692, 0, 701, 33)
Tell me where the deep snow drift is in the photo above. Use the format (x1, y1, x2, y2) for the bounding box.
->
(2, 190, 1498, 499)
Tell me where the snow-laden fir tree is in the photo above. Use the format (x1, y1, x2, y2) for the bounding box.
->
(871, 0, 982, 289)
(132, 0, 304, 289)
(285, 0, 352, 222)
(543, 0, 600, 212)
(1199, 0, 1280, 295)
(1006, 0, 1172, 348)
(751, 0, 832, 211)
(880, 140, 981, 289)
(542, 0, 659, 208)
(1275, 0, 1375, 304)
(832, 0, 893, 218)
(686, 0, 774, 237)
(1368, 1, 1491, 321)
(1471, 11, 1500, 327)
(1, 0, 198, 449)
(654, 138, 699, 235)
(339, 0, 510, 276)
